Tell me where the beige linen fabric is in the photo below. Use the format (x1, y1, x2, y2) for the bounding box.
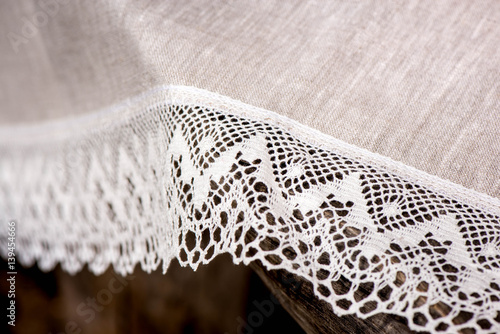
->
(1, 0, 499, 199)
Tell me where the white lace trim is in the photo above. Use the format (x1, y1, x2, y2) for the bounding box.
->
(1, 86, 499, 333)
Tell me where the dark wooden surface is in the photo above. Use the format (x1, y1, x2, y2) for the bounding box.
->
(2, 255, 253, 333)
(1, 254, 306, 334)
(250, 260, 421, 334)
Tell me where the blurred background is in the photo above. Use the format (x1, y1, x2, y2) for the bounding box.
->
(1, 254, 306, 333)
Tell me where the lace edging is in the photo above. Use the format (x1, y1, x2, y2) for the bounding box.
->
(1, 86, 499, 333)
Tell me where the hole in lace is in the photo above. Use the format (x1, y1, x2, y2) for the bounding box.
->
(244, 227, 257, 245)
(185, 231, 196, 251)
(452, 311, 474, 325)
(413, 312, 428, 326)
(282, 247, 297, 260)
(354, 282, 374, 302)
(316, 269, 330, 280)
(317, 252, 330, 265)
(200, 228, 210, 250)
(413, 296, 427, 308)
(264, 254, 282, 265)
(317, 284, 331, 297)
(259, 237, 280, 251)
(331, 275, 351, 295)
(336, 299, 351, 310)
(377, 285, 392, 302)
(360, 301, 377, 314)
(477, 319, 492, 330)
(394, 271, 406, 287)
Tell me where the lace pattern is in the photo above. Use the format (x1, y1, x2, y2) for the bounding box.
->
(1, 86, 499, 333)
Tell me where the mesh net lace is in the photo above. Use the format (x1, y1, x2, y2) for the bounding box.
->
(1, 86, 499, 333)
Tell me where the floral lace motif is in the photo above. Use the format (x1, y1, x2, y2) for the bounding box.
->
(1, 86, 499, 333)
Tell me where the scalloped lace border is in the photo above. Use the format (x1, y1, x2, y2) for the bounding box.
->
(1, 85, 499, 333)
